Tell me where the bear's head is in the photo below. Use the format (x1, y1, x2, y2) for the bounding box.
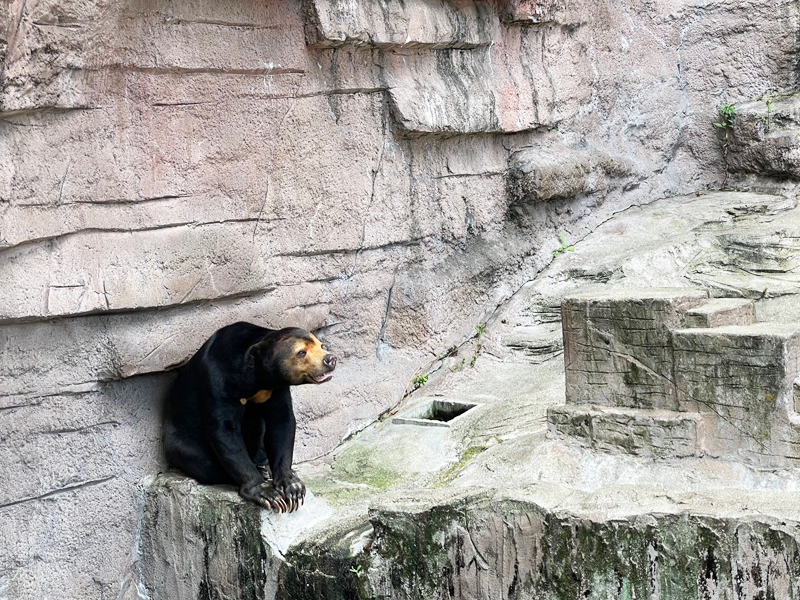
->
(250, 327, 337, 386)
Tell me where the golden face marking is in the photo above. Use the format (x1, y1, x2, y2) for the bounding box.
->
(281, 334, 334, 384)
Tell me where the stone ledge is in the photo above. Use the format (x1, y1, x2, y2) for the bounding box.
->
(548, 404, 701, 458)
(557, 288, 800, 465)
(562, 287, 709, 411)
(681, 298, 756, 328)
(365, 491, 800, 599)
(727, 93, 800, 180)
(506, 145, 635, 205)
(305, 0, 495, 49)
(138, 474, 800, 600)
(138, 473, 367, 600)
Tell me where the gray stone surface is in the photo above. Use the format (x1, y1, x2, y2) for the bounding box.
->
(366, 492, 800, 600)
(500, 0, 566, 24)
(674, 323, 800, 465)
(506, 145, 635, 206)
(548, 404, 701, 458)
(729, 93, 800, 179)
(3, 0, 800, 597)
(554, 288, 800, 466)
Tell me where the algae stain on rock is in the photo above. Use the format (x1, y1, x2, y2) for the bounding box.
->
(434, 444, 488, 487)
(333, 444, 403, 490)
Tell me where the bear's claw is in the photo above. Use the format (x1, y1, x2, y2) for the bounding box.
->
(240, 480, 288, 513)
(275, 472, 306, 513)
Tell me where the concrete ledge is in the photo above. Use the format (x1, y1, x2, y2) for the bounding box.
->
(506, 146, 635, 205)
(139, 474, 800, 600)
(365, 491, 800, 599)
(562, 288, 708, 410)
(681, 298, 756, 328)
(548, 404, 701, 458)
(729, 93, 800, 179)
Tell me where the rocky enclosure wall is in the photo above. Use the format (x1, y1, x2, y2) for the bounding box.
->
(1, 0, 798, 598)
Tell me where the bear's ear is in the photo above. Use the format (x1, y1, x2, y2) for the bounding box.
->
(245, 334, 279, 369)
(246, 340, 268, 362)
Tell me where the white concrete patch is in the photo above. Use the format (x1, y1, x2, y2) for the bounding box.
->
(259, 491, 334, 557)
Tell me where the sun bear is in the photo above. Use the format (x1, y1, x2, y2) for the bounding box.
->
(163, 322, 337, 512)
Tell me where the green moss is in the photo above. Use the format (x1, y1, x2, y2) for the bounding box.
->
(433, 445, 488, 487)
(332, 444, 403, 490)
(307, 479, 374, 506)
(371, 504, 467, 598)
(190, 489, 268, 600)
(623, 362, 640, 385)
(279, 543, 368, 600)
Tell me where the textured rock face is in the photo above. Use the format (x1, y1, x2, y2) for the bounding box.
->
(306, 0, 495, 49)
(729, 93, 800, 179)
(366, 495, 800, 600)
(3, 0, 800, 598)
(141, 468, 800, 600)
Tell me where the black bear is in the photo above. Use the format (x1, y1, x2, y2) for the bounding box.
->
(163, 322, 337, 512)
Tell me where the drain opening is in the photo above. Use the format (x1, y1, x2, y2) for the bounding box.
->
(393, 400, 478, 427)
(417, 400, 474, 422)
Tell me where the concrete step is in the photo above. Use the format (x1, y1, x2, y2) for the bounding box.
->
(548, 403, 701, 458)
(561, 287, 800, 466)
(673, 323, 800, 464)
(681, 297, 755, 328)
(562, 287, 710, 411)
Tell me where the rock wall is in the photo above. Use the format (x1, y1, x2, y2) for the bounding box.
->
(1, 0, 798, 598)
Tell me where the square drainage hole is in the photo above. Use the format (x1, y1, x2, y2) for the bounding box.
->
(393, 400, 478, 427)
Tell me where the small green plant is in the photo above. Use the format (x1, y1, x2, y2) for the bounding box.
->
(763, 98, 775, 132)
(470, 322, 487, 367)
(350, 565, 364, 579)
(553, 232, 575, 256)
(450, 358, 466, 372)
(714, 102, 737, 129)
(713, 102, 737, 188)
(412, 373, 428, 389)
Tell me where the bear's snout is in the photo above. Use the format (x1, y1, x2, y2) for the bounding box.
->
(323, 354, 338, 370)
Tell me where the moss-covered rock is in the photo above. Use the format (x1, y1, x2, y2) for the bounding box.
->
(365, 495, 800, 600)
(138, 474, 273, 600)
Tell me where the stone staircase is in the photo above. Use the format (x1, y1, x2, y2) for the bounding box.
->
(548, 288, 800, 466)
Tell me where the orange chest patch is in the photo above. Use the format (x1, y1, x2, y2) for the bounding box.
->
(239, 389, 272, 405)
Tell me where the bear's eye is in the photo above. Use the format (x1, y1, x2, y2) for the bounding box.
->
(297, 350, 307, 358)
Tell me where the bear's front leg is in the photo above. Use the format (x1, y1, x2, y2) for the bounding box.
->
(261, 389, 305, 512)
(208, 415, 290, 512)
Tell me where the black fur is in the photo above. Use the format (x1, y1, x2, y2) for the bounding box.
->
(163, 322, 336, 512)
